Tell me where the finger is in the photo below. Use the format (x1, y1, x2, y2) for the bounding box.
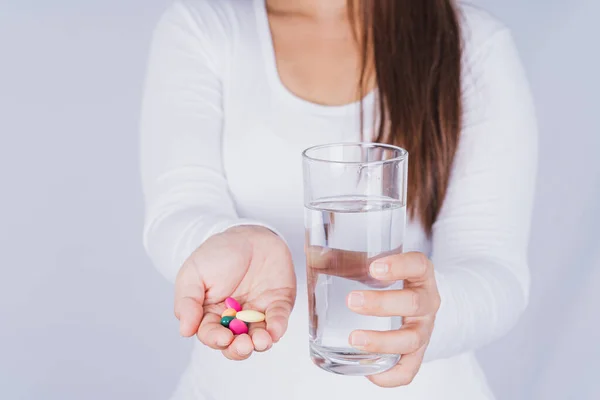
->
(222, 334, 254, 361)
(368, 345, 427, 388)
(305, 245, 331, 270)
(174, 272, 205, 337)
(307, 272, 318, 330)
(349, 322, 429, 354)
(176, 296, 204, 337)
(307, 246, 392, 287)
(306, 246, 366, 280)
(370, 252, 433, 284)
(248, 322, 272, 352)
(265, 299, 293, 342)
(347, 288, 431, 317)
(196, 312, 234, 350)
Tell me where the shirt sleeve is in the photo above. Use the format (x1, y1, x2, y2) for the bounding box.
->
(139, 0, 281, 283)
(424, 29, 538, 361)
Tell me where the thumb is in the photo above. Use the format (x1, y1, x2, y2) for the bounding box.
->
(265, 298, 294, 343)
(307, 246, 367, 280)
(174, 266, 205, 337)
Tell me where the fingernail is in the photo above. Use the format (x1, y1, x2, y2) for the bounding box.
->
(217, 337, 230, 347)
(351, 332, 368, 348)
(370, 262, 389, 277)
(254, 343, 266, 352)
(348, 292, 364, 308)
(236, 346, 251, 356)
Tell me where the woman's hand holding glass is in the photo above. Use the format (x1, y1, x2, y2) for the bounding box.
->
(308, 249, 441, 387)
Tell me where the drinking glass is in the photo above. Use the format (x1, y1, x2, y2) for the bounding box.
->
(302, 142, 408, 376)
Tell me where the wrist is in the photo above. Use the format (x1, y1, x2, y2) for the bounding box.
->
(220, 220, 288, 247)
(226, 224, 275, 236)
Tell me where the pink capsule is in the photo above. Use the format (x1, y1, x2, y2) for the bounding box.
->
(229, 319, 249, 335)
(225, 297, 242, 312)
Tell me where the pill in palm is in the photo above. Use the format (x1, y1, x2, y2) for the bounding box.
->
(220, 316, 235, 328)
(225, 297, 242, 312)
(229, 318, 249, 335)
(236, 310, 266, 323)
(222, 308, 237, 318)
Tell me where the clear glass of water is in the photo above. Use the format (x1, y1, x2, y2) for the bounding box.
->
(302, 142, 408, 376)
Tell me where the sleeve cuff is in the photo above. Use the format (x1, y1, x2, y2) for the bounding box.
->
(423, 269, 453, 362)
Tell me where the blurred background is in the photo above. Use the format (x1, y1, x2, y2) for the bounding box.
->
(0, 0, 598, 399)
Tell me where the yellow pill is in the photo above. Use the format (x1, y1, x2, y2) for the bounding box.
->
(222, 308, 237, 318)
(236, 310, 266, 323)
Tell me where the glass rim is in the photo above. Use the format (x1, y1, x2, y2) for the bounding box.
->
(302, 142, 408, 166)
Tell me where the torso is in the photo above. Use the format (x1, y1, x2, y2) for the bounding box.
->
(222, 0, 431, 274)
(168, 0, 505, 398)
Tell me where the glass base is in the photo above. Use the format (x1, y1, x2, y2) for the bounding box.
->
(310, 344, 400, 376)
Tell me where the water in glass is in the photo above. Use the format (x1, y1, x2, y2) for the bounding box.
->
(304, 195, 406, 375)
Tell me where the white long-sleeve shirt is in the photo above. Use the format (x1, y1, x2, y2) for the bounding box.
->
(140, 1, 538, 398)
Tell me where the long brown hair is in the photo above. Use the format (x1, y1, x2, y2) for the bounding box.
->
(351, 1, 463, 235)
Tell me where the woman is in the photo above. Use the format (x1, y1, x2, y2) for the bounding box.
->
(140, 0, 537, 398)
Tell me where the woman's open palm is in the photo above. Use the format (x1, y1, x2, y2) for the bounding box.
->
(175, 226, 297, 360)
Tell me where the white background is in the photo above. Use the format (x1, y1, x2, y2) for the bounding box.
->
(0, 0, 598, 399)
